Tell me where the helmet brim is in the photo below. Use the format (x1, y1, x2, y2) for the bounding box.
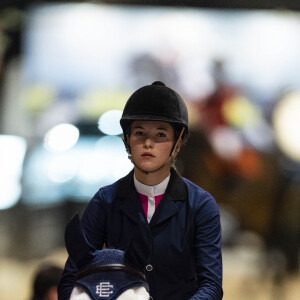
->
(120, 115, 188, 132)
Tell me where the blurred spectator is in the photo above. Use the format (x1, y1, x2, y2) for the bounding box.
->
(30, 264, 63, 300)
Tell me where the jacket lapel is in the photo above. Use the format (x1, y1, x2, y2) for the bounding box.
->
(120, 190, 147, 224)
(149, 169, 187, 228)
(117, 170, 147, 224)
(149, 194, 178, 228)
(115, 168, 187, 227)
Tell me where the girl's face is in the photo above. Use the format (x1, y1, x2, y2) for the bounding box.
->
(127, 120, 175, 174)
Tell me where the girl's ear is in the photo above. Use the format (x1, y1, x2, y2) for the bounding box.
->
(125, 134, 130, 146)
(172, 127, 185, 157)
(175, 138, 183, 153)
(173, 138, 182, 157)
(122, 134, 131, 154)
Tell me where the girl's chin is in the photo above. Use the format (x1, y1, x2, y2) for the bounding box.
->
(136, 165, 156, 173)
(135, 162, 169, 173)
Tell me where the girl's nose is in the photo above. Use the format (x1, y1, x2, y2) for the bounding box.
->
(144, 138, 154, 148)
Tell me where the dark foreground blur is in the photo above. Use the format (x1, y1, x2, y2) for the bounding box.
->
(1, 247, 300, 300)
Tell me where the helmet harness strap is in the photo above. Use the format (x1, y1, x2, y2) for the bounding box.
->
(123, 127, 185, 175)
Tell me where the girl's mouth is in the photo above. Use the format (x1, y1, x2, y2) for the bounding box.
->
(141, 152, 154, 157)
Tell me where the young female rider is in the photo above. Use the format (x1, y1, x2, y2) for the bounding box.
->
(58, 81, 223, 300)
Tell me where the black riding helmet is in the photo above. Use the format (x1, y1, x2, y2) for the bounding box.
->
(120, 81, 188, 138)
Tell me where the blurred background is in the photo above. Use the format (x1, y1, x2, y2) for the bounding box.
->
(1, 1, 300, 299)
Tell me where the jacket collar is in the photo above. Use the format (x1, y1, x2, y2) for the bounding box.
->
(116, 168, 187, 228)
(116, 168, 187, 201)
(165, 168, 187, 201)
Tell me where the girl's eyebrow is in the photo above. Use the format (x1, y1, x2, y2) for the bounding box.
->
(132, 125, 169, 130)
(132, 126, 144, 129)
(157, 127, 168, 131)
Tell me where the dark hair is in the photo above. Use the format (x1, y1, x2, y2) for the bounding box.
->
(31, 264, 62, 300)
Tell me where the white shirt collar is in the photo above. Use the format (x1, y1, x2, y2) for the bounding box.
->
(134, 174, 170, 198)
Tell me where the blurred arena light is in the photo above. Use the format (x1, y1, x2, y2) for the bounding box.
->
(0, 135, 27, 209)
(48, 154, 78, 183)
(222, 96, 261, 128)
(77, 136, 132, 183)
(222, 95, 274, 152)
(44, 123, 79, 152)
(273, 92, 300, 162)
(242, 121, 274, 152)
(22, 135, 132, 206)
(98, 110, 123, 135)
(209, 126, 243, 161)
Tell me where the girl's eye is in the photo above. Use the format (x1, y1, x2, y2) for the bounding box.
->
(134, 131, 144, 136)
(157, 132, 166, 137)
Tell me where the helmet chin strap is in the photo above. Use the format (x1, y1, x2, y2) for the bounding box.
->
(123, 128, 185, 175)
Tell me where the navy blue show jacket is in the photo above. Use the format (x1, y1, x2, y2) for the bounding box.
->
(58, 168, 223, 300)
